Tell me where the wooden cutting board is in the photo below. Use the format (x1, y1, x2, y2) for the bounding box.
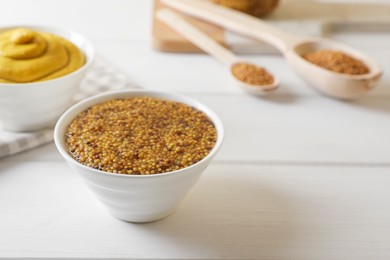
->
(152, 0, 227, 53)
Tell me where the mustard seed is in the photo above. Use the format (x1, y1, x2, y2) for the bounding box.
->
(65, 97, 217, 175)
(231, 63, 274, 86)
(303, 50, 369, 75)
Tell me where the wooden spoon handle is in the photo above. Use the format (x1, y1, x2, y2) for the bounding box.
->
(157, 9, 240, 66)
(162, 0, 302, 53)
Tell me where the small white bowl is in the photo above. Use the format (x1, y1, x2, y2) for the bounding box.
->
(0, 26, 95, 132)
(54, 90, 224, 223)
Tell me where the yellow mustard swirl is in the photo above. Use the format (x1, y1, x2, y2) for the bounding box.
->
(0, 28, 85, 83)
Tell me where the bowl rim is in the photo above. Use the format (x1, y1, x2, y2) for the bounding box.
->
(0, 25, 95, 86)
(54, 89, 224, 179)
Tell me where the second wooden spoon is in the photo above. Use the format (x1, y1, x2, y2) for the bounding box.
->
(157, 9, 279, 95)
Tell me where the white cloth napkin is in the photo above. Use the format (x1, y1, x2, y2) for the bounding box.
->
(0, 58, 140, 158)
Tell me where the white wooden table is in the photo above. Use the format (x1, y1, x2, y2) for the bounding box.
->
(1, 1, 390, 259)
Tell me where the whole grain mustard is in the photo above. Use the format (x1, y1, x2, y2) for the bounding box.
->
(0, 28, 85, 83)
(66, 97, 217, 175)
(303, 50, 369, 75)
(232, 63, 274, 86)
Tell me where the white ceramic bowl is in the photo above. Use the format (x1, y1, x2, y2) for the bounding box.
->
(54, 90, 224, 223)
(0, 25, 95, 132)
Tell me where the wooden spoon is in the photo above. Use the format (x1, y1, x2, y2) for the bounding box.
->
(157, 9, 279, 95)
(162, 0, 382, 100)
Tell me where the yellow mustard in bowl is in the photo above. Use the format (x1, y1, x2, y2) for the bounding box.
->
(0, 28, 85, 83)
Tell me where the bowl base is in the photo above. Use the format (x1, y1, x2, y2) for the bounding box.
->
(107, 208, 178, 223)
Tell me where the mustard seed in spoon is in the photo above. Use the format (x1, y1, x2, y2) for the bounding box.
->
(231, 62, 275, 86)
(303, 50, 369, 75)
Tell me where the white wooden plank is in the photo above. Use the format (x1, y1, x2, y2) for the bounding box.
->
(2, 93, 390, 164)
(201, 95, 390, 164)
(0, 162, 389, 259)
(97, 43, 307, 95)
(94, 42, 390, 97)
